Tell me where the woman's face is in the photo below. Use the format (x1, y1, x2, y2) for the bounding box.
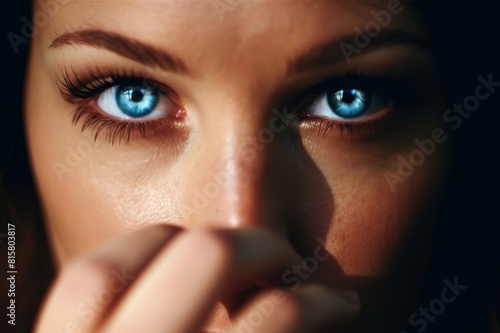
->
(25, 0, 450, 331)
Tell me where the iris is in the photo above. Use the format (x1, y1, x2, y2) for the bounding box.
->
(327, 89, 371, 119)
(115, 84, 159, 118)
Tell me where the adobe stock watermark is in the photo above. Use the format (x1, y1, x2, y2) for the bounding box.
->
(385, 74, 499, 192)
(340, 0, 408, 63)
(401, 276, 467, 333)
(180, 106, 297, 219)
(7, 0, 67, 54)
(232, 289, 287, 333)
(281, 237, 330, 291)
(51, 133, 101, 182)
(57, 267, 135, 333)
(233, 237, 330, 333)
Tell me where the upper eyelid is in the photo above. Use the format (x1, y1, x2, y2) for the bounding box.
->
(58, 70, 167, 103)
(308, 76, 419, 105)
(59, 69, 419, 118)
(60, 72, 187, 123)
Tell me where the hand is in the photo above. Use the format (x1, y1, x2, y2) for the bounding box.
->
(35, 226, 360, 333)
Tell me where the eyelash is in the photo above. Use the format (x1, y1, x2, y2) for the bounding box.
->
(59, 68, 177, 144)
(294, 72, 420, 139)
(59, 69, 420, 144)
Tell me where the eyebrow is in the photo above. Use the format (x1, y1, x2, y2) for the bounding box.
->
(50, 29, 189, 75)
(50, 29, 431, 77)
(287, 30, 432, 75)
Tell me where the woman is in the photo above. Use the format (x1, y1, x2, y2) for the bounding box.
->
(2, 0, 499, 332)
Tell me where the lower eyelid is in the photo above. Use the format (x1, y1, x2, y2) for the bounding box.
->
(71, 104, 185, 145)
(300, 119, 389, 140)
(298, 105, 399, 140)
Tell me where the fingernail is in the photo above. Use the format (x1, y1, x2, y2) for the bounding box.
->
(340, 290, 360, 303)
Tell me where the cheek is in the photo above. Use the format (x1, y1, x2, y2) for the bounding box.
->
(26, 116, 186, 266)
(25, 48, 94, 263)
(324, 173, 442, 277)
(300, 125, 450, 279)
(27, 134, 187, 265)
(24, 46, 186, 264)
(294, 97, 451, 277)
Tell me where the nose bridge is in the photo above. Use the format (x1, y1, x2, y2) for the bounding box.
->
(184, 101, 294, 230)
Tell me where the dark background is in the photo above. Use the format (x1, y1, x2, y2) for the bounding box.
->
(1, 0, 499, 332)
(416, 1, 500, 332)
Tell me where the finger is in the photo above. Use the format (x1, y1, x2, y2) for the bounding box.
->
(35, 225, 182, 333)
(230, 288, 299, 333)
(215, 227, 304, 291)
(230, 285, 361, 333)
(292, 284, 360, 333)
(87, 225, 183, 271)
(101, 228, 304, 333)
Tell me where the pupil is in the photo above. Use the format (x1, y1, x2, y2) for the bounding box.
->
(131, 89, 144, 102)
(340, 90, 356, 104)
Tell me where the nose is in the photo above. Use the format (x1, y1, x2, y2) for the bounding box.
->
(177, 99, 304, 232)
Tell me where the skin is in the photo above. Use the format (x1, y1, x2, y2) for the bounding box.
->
(25, 0, 451, 332)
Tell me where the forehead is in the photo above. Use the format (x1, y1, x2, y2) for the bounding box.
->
(36, 0, 428, 88)
(38, 0, 424, 46)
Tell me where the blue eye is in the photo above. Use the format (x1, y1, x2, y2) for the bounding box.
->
(328, 89, 371, 118)
(116, 85, 159, 118)
(97, 82, 176, 120)
(308, 87, 388, 121)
